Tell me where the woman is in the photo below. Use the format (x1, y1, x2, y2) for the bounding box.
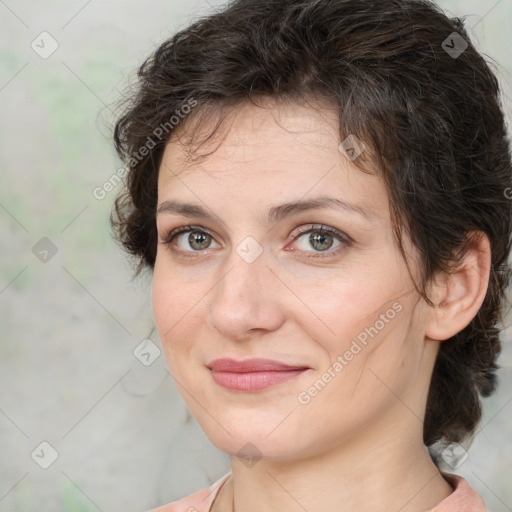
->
(110, 0, 512, 510)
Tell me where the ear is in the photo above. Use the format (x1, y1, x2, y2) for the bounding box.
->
(425, 231, 491, 342)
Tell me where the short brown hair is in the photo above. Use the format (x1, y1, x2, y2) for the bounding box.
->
(111, 0, 512, 449)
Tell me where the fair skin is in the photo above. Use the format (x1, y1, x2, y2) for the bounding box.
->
(152, 98, 491, 512)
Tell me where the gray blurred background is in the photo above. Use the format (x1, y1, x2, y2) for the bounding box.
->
(0, 1, 511, 511)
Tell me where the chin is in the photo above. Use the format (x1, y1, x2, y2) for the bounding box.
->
(195, 416, 309, 463)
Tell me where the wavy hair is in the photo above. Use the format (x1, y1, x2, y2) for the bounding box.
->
(110, 0, 512, 449)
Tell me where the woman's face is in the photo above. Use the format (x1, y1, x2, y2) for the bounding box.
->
(152, 100, 433, 462)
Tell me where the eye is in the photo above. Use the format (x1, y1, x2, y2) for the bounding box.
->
(291, 224, 350, 258)
(160, 225, 219, 255)
(160, 223, 351, 259)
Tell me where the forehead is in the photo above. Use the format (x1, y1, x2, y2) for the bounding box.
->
(163, 99, 340, 166)
(157, 99, 387, 215)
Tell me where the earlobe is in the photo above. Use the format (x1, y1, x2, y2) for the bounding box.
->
(425, 231, 491, 342)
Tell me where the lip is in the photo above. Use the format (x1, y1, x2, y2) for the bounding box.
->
(207, 358, 310, 392)
(207, 358, 309, 372)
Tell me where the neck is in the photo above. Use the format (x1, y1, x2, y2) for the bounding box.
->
(214, 421, 453, 512)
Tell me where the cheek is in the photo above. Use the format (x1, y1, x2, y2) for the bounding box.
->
(151, 265, 173, 332)
(152, 258, 206, 328)
(295, 269, 405, 353)
(298, 275, 414, 403)
(333, 302, 417, 412)
(286, 244, 403, 320)
(294, 318, 414, 446)
(152, 267, 187, 364)
(152, 264, 211, 367)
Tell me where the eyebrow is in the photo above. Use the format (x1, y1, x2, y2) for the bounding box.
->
(156, 197, 377, 228)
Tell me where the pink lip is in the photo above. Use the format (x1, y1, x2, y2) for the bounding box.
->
(207, 358, 310, 391)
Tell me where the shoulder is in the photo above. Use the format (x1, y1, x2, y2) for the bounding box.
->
(147, 472, 232, 512)
(432, 473, 487, 511)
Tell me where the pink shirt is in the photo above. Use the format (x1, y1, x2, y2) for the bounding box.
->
(149, 471, 486, 512)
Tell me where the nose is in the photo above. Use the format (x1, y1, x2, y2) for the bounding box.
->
(207, 248, 285, 341)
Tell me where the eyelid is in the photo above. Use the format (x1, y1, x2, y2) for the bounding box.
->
(290, 224, 352, 245)
(160, 224, 219, 248)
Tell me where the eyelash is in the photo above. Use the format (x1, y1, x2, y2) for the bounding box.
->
(159, 224, 352, 259)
